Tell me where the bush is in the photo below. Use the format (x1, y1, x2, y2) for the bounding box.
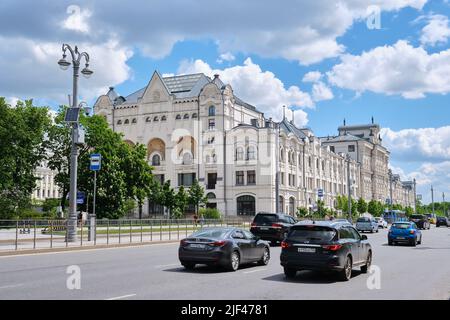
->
(296, 207, 309, 218)
(199, 208, 221, 219)
(42, 198, 60, 213)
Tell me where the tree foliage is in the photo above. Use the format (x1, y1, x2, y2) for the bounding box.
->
(188, 179, 208, 214)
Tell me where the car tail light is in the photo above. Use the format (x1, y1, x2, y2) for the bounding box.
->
(251, 223, 257, 227)
(210, 240, 227, 247)
(180, 240, 188, 246)
(272, 223, 283, 229)
(322, 244, 343, 251)
(410, 230, 415, 234)
(281, 241, 290, 248)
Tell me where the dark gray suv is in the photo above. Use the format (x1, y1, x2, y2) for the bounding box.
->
(280, 220, 372, 281)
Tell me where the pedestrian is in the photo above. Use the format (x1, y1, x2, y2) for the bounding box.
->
(193, 214, 198, 227)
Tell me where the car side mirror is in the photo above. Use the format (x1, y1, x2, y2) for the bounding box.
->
(361, 235, 368, 240)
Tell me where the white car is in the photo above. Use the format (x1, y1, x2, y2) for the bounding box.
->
(374, 217, 388, 229)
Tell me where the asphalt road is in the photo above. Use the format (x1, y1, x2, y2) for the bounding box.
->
(0, 225, 449, 300)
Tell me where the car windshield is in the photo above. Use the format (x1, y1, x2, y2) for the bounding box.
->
(190, 229, 230, 239)
(357, 217, 370, 223)
(392, 223, 411, 229)
(253, 214, 278, 224)
(288, 226, 336, 243)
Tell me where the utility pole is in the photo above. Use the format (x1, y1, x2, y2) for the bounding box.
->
(443, 192, 446, 217)
(413, 178, 417, 213)
(275, 123, 280, 213)
(347, 154, 352, 223)
(431, 185, 435, 215)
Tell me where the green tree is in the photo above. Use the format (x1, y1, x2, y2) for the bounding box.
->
(296, 207, 309, 218)
(316, 199, 326, 217)
(357, 197, 368, 214)
(0, 98, 51, 218)
(160, 180, 176, 215)
(188, 179, 208, 215)
(174, 186, 189, 218)
(368, 200, 378, 216)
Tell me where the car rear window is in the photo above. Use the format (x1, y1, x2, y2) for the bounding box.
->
(190, 229, 230, 239)
(357, 217, 370, 222)
(392, 223, 411, 229)
(410, 215, 423, 219)
(253, 214, 279, 224)
(288, 226, 336, 243)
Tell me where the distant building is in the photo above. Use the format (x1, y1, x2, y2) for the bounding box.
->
(32, 161, 60, 201)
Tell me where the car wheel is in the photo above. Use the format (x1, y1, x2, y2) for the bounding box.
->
(376, 228, 379, 233)
(182, 263, 196, 270)
(388, 240, 393, 246)
(411, 238, 417, 247)
(418, 236, 422, 245)
(227, 251, 240, 271)
(284, 267, 297, 279)
(361, 251, 372, 274)
(338, 256, 352, 281)
(258, 247, 270, 266)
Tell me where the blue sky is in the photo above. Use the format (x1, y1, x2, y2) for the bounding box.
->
(0, 0, 449, 204)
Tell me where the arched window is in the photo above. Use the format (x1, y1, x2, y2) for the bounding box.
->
(117, 120, 122, 125)
(247, 146, 256, 160)
(280, 148, 285, 161)
(151, 154, 161, 166)
(145, 117, 151, 122)
(289, 197, 295, 215)
(176, 114, 181, 120)
(153, 116, 159, 122)
(182, 152, 193, 165)
(192, 113, 198, 119)
(236, 147, 244, 161)
(132, 118, 137, 124)
(279, 196, 285, 213)
(208, 105, 216, 116)
(207, 192, 216, 200)
(124, 119, 130, 124)
(237, 195, 256, 216)
(183, 113, 189, 119)
(161, 115, 167, 121)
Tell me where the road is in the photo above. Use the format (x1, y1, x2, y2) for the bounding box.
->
(0, 225, 449, 300)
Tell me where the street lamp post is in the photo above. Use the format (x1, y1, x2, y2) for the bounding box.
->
(346, 154, 352, 223)
(431, 185, 435, 216)
(443, 192, 446, 217)
(58, 44, 93, 242)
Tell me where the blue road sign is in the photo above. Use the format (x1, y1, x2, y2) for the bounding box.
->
(77, 191, 85, 204)
(318, 189, 323, 197)
(90, 153, 101, 171)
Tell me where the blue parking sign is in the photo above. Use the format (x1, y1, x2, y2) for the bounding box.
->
(77, 191, 85, 204)
(90, 153, 101, 171)
(318, 189, 323, 197)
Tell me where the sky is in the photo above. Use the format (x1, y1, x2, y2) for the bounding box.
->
(1, 0, 449, 204)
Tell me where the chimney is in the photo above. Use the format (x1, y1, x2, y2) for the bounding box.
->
(214, 74, 220, 79)
(291, 109, 295, 125)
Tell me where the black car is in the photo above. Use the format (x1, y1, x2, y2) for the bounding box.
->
(178, 227, 270, 271)
(250, 212, 297, 244)
(409, 214, 431, 230)
(436, 216, 450, 227)
(280, 221, 372, 281)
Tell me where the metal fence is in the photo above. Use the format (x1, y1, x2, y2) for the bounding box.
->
(0, 218, 252, 253)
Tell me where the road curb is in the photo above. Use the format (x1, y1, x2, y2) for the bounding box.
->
(0, 240, 179, 257)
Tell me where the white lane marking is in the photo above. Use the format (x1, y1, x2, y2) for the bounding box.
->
(154, 263, 179, 268)
(105, 294, 136, 300)
(0, 283, 24, 290)
(0, 242, 179, 259)
(243, 268, 267, 274)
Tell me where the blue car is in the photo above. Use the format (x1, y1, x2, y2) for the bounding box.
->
(388, 221, 422, 246)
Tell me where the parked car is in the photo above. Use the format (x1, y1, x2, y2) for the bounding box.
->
(250, 212, 297, 244)
(409, 214, 430, 230)
(280, 221, 372, 281)
(388, 222, 422, 246)
(425, 213, 437, 224)
(178, 227, 270, 271)
(374, 217, 388, 229)
(355, 217, 379, 233)
(436, 216, 450, 227)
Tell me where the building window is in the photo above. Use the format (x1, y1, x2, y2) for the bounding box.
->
(247, 170, 256, 185)
(117, 120, 122, 125)
(308, 156, 311, 168)
(236, 147, 244, 161)
(182, 152, 193, 165)
(237, 195, 256, 216)
(153, 116, 159, 122)
(330, 146, 335, 153)
(348, 145, 355, 152)
(132, 118, 137, 124)
(183, 114, 189, 119)
(145, 117, 151, 122)
(208, 119, 215, 130)
(176, 114, 181, 120)
(236, 171, 244, 185)
(178, 173, 196, 186)
(151, 154, 161, 166)
(161, 115, 167, 121)
(208, 105, 216, 116)
(207, 137, 215, 144)
(207, 173, 217, 189)
(124, 119, 129, 124)
(281, 172, 285, 185)
(192, 113, 198, 119)
(247, 146, 256, 160)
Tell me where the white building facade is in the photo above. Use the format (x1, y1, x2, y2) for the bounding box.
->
(94, 71, 413, 217)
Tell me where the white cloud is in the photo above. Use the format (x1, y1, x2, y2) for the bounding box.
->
(217, 52, 235, 64)
(420, 14, 450, 46)
(327, 40, 450, 99)
(5, 97, 20, 106)
(0, 36, 132, 104)
(62, 5, 92, 33)
(178, 58, 312, 126)
(302, 71, 322, 83)
(381, 126, 450, 162)
(312, 82, 334, 101)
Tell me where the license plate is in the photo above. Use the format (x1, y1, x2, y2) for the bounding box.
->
(396, 237, 405, 240)
(259, 227, 269, 230)
(298, 247, 316, 253)
(189, 244, 206, 249)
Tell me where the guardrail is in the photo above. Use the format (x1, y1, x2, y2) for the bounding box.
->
(0, 218, 252, 253)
